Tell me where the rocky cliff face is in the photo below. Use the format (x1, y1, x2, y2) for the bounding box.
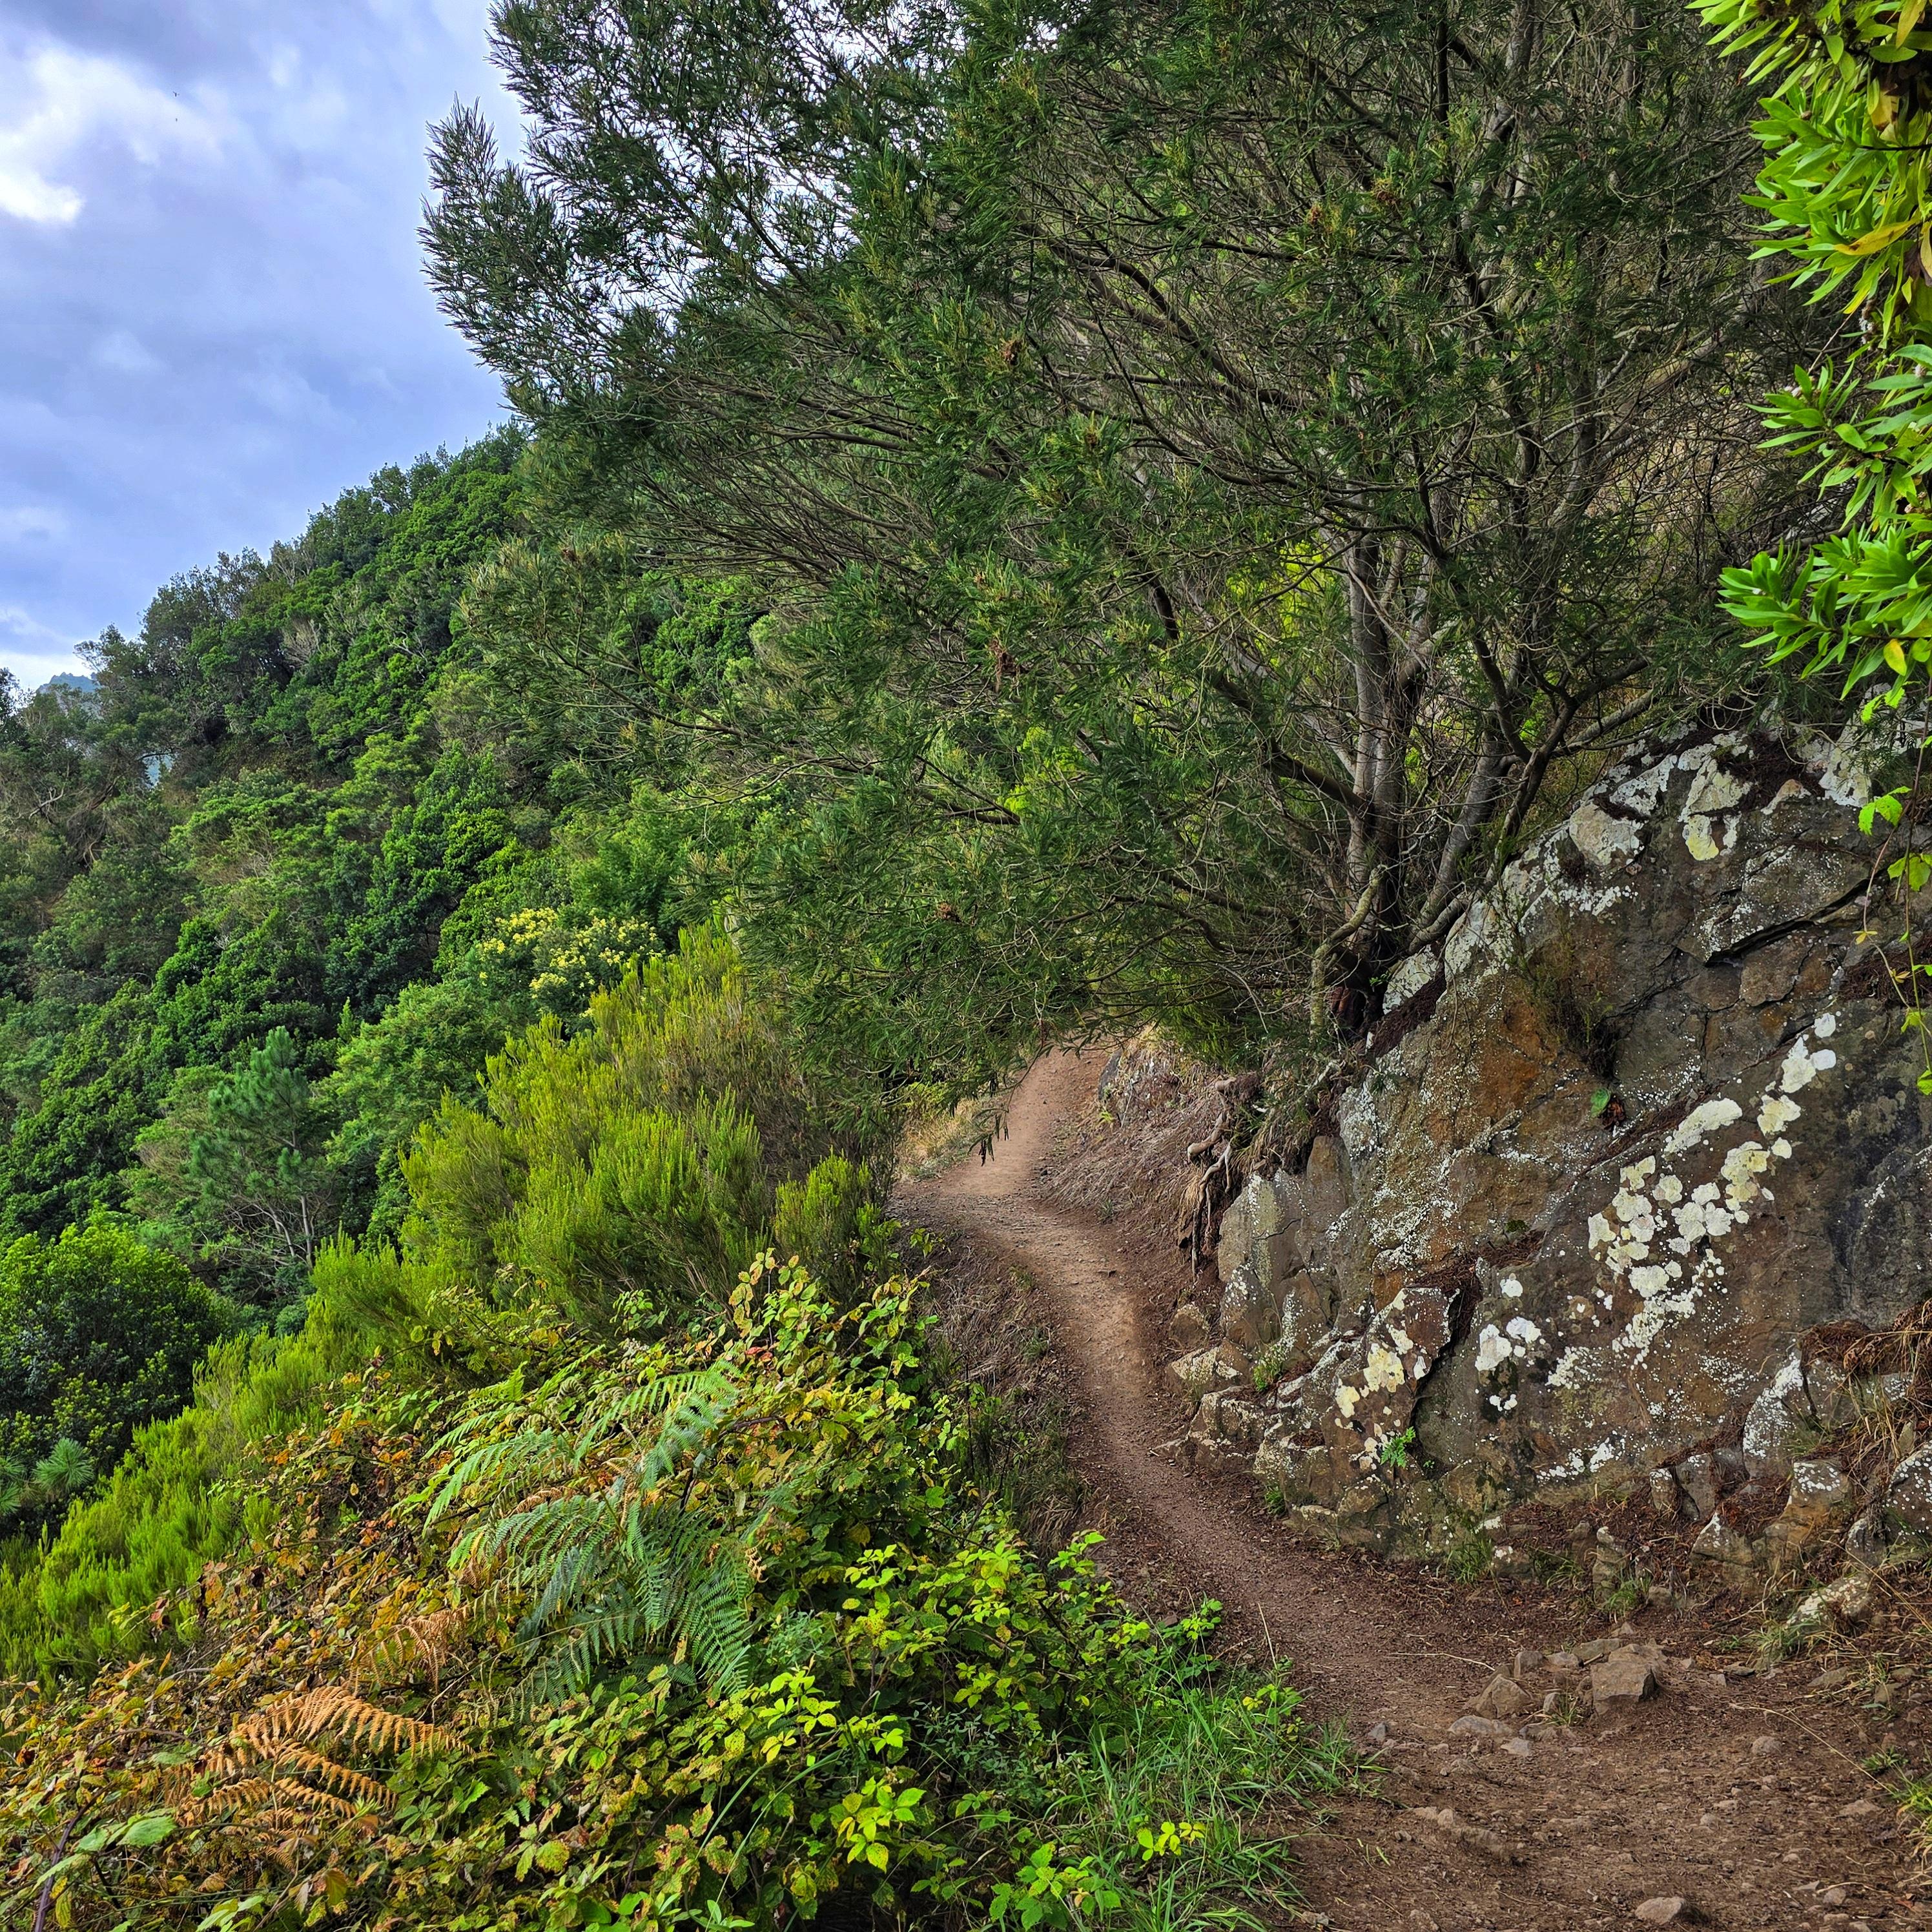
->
(1174, 726, 1931, 1577)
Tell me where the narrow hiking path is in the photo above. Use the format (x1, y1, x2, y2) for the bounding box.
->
(899, 1049, 1929, 1932)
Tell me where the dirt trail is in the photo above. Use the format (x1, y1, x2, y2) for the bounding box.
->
(901, 1049, 1928, 1932)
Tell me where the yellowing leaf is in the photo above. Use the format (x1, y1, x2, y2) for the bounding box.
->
(1886, 637, 1909, 673)
(1839, 218, 1918, 256)
(1899, 0, 1926, 43)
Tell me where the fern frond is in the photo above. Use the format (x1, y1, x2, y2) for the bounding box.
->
(681, 1554, 752, 1697)
(358, 1604, 471, 1688)
(637, 1384, 740, 1490)
(427, 1426, 571, 1523)
(489, 1486, 622, 1562)
(268, 1778, 376, 1822)
(183, 1766, 385, 1825)
(185, 1774, 280, 1818)
(509, 1627, 597, 1716)
(433, 1359, 765, 1705)
(265, 1747, 391, 1808)
(633, 1543, 680, 1636)
(575, 1368, 734, 1459)
(523, 1541, 602, 1634)
(226, 1687, 451, 1759)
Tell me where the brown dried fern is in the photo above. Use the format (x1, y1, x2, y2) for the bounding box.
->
(221, 1685, 449, 1761)
(358, 1604, 470, 1689)
(176, 1685, 453, 1841)
(247, 1745, 389, 1807)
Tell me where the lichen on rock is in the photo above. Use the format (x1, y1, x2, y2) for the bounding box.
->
(1170, 726, 1932, 1553)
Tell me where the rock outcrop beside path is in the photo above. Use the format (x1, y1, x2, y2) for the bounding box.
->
(1172, 726, 1932, 1571)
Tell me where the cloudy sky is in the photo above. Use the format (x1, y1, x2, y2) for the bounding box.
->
(0, 1, 519, 684)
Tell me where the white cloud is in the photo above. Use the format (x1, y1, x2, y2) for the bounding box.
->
(0, 4, 519, 688)
(0, 602, 68, 638)
(0, 43, 227, 227)
(0, 604, 87, 681)
(94, 329, 161, 375)
(0, 506, 65, 542)
(242, 359, 342, 425)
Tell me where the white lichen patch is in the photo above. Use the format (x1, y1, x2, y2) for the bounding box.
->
(1671, 1191, 1730, 1245)
(1683, 812, 1738, 862)
(1618, 1262, 1699, 1359)
(1683, 759, 1747, 817)
(1447, 763, 1662, 981)
(1779, 1034, 1837, 1094)
(1720, 1139, 1771, 1211)
(1578, 1013, 1842, 1369)
(1363, 1342, 1406, 1393)
(1335, 1082, 1387, 1162)
(1609, 752, 1682, 819)
(1382, 947, 1441, 1009)
(1679, 744, 1750, 863)
(1800, 730, 1873, 810)
(1475, 1312, 1548, 1411)
(1442, 732, 1870, 998)
(1568, 799, 1645, 870)
(1663, 1098, 1743, 1156)
(1547, 1347, 1587, 1389)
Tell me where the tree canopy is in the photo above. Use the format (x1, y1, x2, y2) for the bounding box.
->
(426, 0, 1825, 1080)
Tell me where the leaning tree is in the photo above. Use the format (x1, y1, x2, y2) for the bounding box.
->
(428, 0, 1822, 1081)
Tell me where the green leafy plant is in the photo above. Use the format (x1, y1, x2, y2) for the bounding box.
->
(1540, 1689, 1588, 1729)
(425, 1363, 760, 1703)
(0, 1221, 235, 1536)
(990, 1842, 1121, 1929)
(1600, 1576, 1648, 1620)
(1697, 0, 1932, 1092)
(1888, 1763, 1932, 1855)
(1444, 1528, 1495, 1586)
(1250, 1340, 1294, 1395)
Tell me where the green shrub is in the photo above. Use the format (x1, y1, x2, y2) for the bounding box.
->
(0, 1263, 1350, 1931)
(398, 927, 866, 1328)
(0, 1223, 236, 1536)
(509, 1096, 765, 1325)
(773, 1151, 887, 1303)
(0, 1291, 371, 1681)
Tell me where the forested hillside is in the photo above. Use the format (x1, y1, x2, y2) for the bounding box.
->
(0, 434, 766, 1523)
(4, 0, 1932, 1924)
